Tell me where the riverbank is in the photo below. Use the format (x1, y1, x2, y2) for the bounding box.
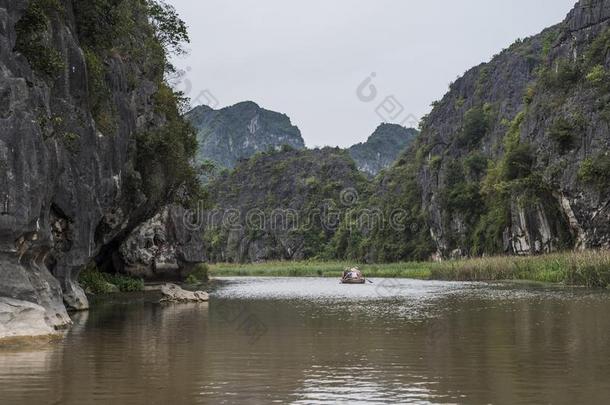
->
(209, 250, 610, 288)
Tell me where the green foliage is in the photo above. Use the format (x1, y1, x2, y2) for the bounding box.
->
(79, 265, 144, 294)
(533, 27, 609, 100)
(471, 203, 510, 256)
(438, 159, 485, 250)
(83, 48, 105, 102)
(280, 144, 296, 153)
(14, 0, 65, 78)
(429, 155, 442, 172)
(136, 85, 200, 205)
(353, 154, 435, 263)
(585, 27, 610, 67)
(146, 0, 190, 57)
(539, 58, 581, 91)
(305, 176, 319, 187)
(464, 151, 488, 178)
(523, 85, 536, 105)
(209, 260, 432, 279)
(586, 64, 607, 85)
(75, 0, 192, 135)
(203, 227, 228, 261)
(470, 111, 540, 255)
(483, 111, 534, 187)
(429, 250, 610, 287)
(475, 65, 490, 98)
(79, 265, 114, 294)
(83, 48, 118, 135)
(441, 180, 483, 218)
(555, 59, 581, 84)
(206, 148, 370, 263)
(73, 0, 138, 51)
(185, 274, 199, 285)
(455, 97, 466, 109)
(74, 2, 201, 207)
(208, 250, 610, 288)
(502, 143, 535, 181)
(185, 264, 209, 285)
(541, 29, 559, 58)
(585, 64, 610, 94)
(504, 111, 525, 148)
(109, 273, 145, 292)
(547, 116, 582, 152)
(456, 106, 490, 148)
(578, 154, 610, 190)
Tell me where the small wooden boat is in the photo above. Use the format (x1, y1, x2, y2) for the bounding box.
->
(341, 277, 366, 284)
(341, 267, 367, 284)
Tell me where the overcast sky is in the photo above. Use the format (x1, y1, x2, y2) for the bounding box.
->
(168, 0, 577, 148)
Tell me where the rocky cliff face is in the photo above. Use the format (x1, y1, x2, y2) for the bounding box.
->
(361, 0, 610, 260)
(0, 0, 198, 338)
(203, 148, 368, 263)
(186, 101, 306, 169)
(118, 204, 205, 280)
(348, 124, 417, 176)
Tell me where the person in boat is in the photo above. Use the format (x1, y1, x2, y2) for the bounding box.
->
(342, 268, 362, 280)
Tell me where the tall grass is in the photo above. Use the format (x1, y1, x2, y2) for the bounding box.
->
(209, 261, 432, 279)
(429, 250, 610, 287)
(208, 250, 610, 288)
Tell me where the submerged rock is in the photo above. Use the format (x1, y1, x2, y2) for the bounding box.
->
(159, 284, 209, 303)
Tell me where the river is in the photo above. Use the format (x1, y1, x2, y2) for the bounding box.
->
(1, 277, 610, 404)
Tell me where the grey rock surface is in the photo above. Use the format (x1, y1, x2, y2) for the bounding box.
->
(119, 205, 205, 280)
(186, 101, 306, 169)
(0, 1, 196, 337)
(203, 147, 368, 263)
(159, 283, 209, 303)
(348, 124, 418, 176)
(413, 0, 610, 258)
(0, 297, 59, 340)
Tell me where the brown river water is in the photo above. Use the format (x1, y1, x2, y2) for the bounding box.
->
(1, 277, 610, 404)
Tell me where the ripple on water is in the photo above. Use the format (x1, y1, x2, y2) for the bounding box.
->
(2, 277, 610, 405)
(212, 277, 477, 301)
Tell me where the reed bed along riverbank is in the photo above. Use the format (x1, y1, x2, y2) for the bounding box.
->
(208, 250, 610, 288)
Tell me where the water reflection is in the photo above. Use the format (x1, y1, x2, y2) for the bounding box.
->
(0, 279, 609, 404)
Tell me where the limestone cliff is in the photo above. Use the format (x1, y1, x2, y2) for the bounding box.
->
(186, 101, 306, 169)
(118, 204, 204, 280)
(348, 124, 417, 176)
(203, 148, 368, 263)
(0, 0, 199, 338)
(351, 0, 610, 261)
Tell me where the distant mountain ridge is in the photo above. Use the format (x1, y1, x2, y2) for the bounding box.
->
(187, 102, 418, 175)
(348, 124, 418, 176)
(185, 101, 305, 169)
